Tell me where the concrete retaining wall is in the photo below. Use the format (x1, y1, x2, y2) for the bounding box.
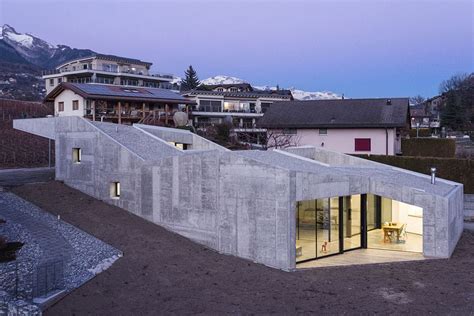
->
(13, 117, 56, 140)
(465, 194, 474, 221)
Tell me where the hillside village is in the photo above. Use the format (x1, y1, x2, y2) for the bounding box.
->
(0, 8, 473, 315)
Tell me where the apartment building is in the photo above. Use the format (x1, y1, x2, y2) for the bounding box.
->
(42, 54, 174, 95)
(182, 88, 293, 143)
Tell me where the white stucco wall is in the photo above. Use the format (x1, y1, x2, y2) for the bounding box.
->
(54, 89, 85, 117)
(293, 128, 398, 155)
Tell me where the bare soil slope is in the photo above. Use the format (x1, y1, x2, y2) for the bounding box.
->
(12, 182, 474, 315)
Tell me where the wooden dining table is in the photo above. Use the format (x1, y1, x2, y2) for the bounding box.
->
(382, 223, 403, 242)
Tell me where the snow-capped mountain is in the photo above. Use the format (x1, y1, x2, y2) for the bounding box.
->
(201, 75, 248, 85)
(0, 24, 95, 69)
(203, 76, 340, 100)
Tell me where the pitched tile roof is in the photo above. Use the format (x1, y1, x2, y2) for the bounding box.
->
(258, 98, 410, 128)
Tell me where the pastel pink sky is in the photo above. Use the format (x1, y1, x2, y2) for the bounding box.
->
(1, 0, 473, 97)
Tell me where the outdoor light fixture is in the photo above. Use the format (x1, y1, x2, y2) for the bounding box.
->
(430, 167, 437, 184)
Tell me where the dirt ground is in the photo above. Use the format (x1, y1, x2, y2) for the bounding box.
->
(12, 181, 474, 315)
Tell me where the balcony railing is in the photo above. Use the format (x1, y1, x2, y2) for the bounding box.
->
(191, 108, 260, 114)
(42, 67, 174, 80)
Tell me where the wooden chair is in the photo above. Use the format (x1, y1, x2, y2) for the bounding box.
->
(397, 224, 408, 243)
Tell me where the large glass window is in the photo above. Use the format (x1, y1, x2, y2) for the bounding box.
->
(199, 100, 222, 112)
(343, 195, 361, 250)
(367, 194, 378, 231)
(296, 197, 341, 263)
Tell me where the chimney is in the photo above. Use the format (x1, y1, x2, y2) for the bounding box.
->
(430, 167, 437, 184)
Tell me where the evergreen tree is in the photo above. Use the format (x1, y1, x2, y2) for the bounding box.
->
(181, 65, 200, 91)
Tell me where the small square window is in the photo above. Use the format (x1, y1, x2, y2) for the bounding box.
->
(110, 182, 121, 199)
(355, 138, 371, 151)
(72, 148, 81, 163)
(72, 100, 79, 111)
(319, 128, 328, 135)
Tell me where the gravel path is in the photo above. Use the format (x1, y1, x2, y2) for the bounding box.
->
(12, 181, 474, 315)
(0, 190, 121, 300)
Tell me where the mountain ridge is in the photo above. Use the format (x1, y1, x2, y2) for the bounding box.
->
(197, 75, 341, 100)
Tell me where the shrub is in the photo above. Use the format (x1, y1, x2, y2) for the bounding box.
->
(408, 128, 431, 138)
(402, 138, 456, 158)
(357, 155, 474, 193)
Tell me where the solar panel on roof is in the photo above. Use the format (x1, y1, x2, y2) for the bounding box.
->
(71, 83, 187, 101)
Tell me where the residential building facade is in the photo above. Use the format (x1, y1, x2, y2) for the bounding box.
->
(409, 95, 444, 132)
(259, 98, 410, 155)
(182, 89, 293, 143)
(45, 82, 194, 126)
(42, 54, 174, 95)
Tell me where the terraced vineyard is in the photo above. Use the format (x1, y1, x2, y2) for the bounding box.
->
(0, 99, 54, 168)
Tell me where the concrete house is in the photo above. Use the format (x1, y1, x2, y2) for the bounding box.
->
(42, 54, 175, 95)
(14, 117, 463, 270)
(259, 98, 410, 155)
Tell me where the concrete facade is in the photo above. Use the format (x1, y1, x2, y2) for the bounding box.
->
(14, 117, 464, 270)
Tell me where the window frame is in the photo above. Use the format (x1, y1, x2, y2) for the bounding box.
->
(72, 100, 79, 111)
(58, 102, 64, 112)
(110, 182, 121, 199)
(354, 138, 372, 152)
(72, 148, 82, 163)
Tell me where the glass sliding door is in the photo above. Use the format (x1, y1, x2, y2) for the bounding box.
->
(296, 197, 342, 263)
(343, 195, 362, 251)
(367, 194, 378, 231)
(316, 198, 340, 257)
(296, 200, 317, 262)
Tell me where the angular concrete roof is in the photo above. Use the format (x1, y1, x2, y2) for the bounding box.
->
(90, 121, 183, 161)
(238, 149, 457, 197)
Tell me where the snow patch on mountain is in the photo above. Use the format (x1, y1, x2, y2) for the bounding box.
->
(170, 76, 182, 85)
(201, 75, 248, 85)
(4, 31, 34, 48)
(206, 77, 341, 100)
(289, 89, 340, 100)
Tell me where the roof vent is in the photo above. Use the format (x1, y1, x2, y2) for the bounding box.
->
(386, 99, 392, 105)
(330, 117, 336, 123)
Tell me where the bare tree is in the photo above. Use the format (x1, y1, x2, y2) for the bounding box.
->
(263, 129, 301, 150)
(439, 73, 470, 94)
(410, 95, 425, 106)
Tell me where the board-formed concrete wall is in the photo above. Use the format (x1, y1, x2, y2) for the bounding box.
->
(54, 116, 145, 215)
(283, 145, 464, 258)
(20, 117, 294, 269)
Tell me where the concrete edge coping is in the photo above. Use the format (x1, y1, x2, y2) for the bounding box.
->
(232, 151, 294, 173)
(290, 145, 462, 189)
(274, 149, 331, 167)
(132, 124, 184, 152)
(134, 123, 192, 135)
(81, 118, 146, 161)
(135, 123, 230, 152)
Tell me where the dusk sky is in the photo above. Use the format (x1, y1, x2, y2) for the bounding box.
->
(1, 0, 473, 98)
